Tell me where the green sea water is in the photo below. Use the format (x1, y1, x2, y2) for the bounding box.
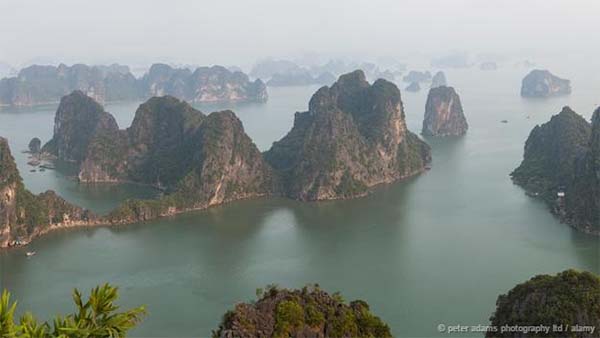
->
(0, 64, 599, 337)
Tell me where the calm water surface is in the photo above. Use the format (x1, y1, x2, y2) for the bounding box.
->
(0, 63, 599, 337)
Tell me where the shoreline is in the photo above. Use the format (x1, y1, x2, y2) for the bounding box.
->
(1, 168, 429, 250)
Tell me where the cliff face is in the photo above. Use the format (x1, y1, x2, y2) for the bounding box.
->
(511, 106, 598, 234)
(521, 69, 571, 98)
(567, 108, 600, 233)
(42, 90, 120, 163)
(265, 70, 431, 201)
(140, 64, 268, 103)
(0, 137, 97, 248)
(511, 107, 590, 200)
(487, 270, 600, 338)
(213, 285, 392, 338)
(422, 86, 468, 137)
(0, 64, 138, 106)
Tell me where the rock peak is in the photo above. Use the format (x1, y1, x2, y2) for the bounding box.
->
(422, 86, 468, 137)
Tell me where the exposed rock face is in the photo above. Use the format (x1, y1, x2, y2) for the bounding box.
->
(0, 64, 138, 106)
(213, 285, 392, 338)
(430, 71, 447, 88)
(422, 86, 468, 137)
(140, 64, 268, 103)
(487, 270, 600, 338)
(0, 137, 97, 248)
(511, 106, 598, 234)
(265, 70, 431, 201)
(41, 91, 120, 163)
(402, 70, 431, 83)
(521, 69, 571, 97)
(41, 93, 279, 223)
(567, 107, 600, 233)
(405, 82, 420, 92)
(28, 137, 41, 153)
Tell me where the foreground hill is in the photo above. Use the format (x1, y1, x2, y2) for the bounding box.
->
(488, 270, 600, 337)
(213, 284, 392, 338)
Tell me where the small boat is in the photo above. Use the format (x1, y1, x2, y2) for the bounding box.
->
(501, 120, 508, 123)
(26, 251, 36, 257)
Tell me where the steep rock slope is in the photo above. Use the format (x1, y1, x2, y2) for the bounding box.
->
(0, 137, 97, 248)
(265, 70, 431, 201)
(422, 86, 468, 136)
(521, 69, 571, 98)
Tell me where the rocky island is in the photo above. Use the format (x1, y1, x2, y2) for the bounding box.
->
(511, 106, 599, 235)
(6, 69, 431, 247)
(488, 270, 600, 337)
(0, 137, 98, 247)
(422, 86, 468, 137)
(520, 69, 571, 98)
(0, 63, 267, 106)
(265, 70, 431, 201)
(0, 63, 138, 106)
(213, 284, 391, 338)
(41, 91, 279, 223)
(139, 64, 268, 103)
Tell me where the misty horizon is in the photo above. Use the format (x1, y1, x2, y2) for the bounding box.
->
(1, 0, 599, 71)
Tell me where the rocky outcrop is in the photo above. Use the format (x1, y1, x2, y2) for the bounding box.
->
(139, 64, 267, 103)
(213, 284, 392, 338)
(39, 93, 279, 223)
(28, 138, 41, 153)
(265, 70, 431, 201)
(422, 86, 468, 137)
(0, 137, 97, 248)
(521, 69, 571, 98)
(488, 270, 600, 338)
(41, 91, 120, 163)
(511, 106, 598, 234)
(0, 63, 138, 106)
(430, 71, 447, 88)
(566, 107, 600, 234)
(402, 70, 431, 83)
(405, 82, 420, 92)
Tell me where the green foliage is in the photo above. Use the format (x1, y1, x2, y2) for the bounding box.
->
(215, 284, 392, 338)
(0, 284, 145, 338)
(274, 300, 305, 338)
(304, 302, 325, 328)
(488, 269, 600, 337)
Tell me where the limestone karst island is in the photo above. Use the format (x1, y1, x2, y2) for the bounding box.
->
(1, 1, 598, 337)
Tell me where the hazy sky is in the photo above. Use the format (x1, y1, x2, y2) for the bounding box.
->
(0, 0, 598, 68)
